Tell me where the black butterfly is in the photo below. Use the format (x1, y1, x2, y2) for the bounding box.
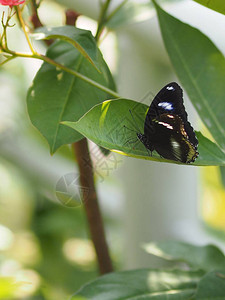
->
(136, 82, 199, 163)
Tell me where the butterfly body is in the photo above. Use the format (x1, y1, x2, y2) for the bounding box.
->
(137, 82, 198, 163)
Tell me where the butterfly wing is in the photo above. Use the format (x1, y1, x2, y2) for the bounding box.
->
(147, 82, 184, 117)
(144, 82, 198, 150)
(149, 114, 198, 163)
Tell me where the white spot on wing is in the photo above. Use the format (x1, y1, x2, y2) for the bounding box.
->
(171, 138, 181, 159)
(158, 121, 173, 130)
(158, 102, 173, 111)
(166, 86, 175, 91)
(31, 90, 35, 97)
(171, 139, 180, 149)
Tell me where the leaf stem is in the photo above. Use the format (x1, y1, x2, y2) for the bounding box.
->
(1, 48, 120, 98)
(39, 54, 120, 98)
(95, 0, 112, 41)
(0, 55, 16, 66)
(95, 0, 128, 41)
(105, 0, 128, 24)
(1, 9, 15, 50)
(15, 6, 36, 54)
(2, 3, 120, 98)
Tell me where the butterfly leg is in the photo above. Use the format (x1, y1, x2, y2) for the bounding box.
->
(132, 139, 140, 150)
(123, 138, 140, 153)
(123, 137, 138, 147)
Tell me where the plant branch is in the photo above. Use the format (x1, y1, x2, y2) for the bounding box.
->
(0, 55, 16, 66)
(106, 0, 128, 23)
(30, 1, 54, 46)
(65, 9, 80, 26)
(72, 139, 113, 274)
(68, 8, 113, 275)
(15, 6, 36, 54)
(1, 47, 120, 98)
(40, 54, 119, 97)
(95, 0, 128, 41)
(31, 0, 39, 15)
(2, 3, 120, 98)
(66, 8, 113, 274)
(95, 0, 112, 41)
(1, 9, 16, 49)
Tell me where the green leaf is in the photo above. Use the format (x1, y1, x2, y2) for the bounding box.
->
(33, 26, 100, 71)
(195, 270, 225, 298)
(62, 99, 225, 166)
(153, 1, 225, 152)
(195, 132, 225, 166)
(143, 241, 225, 272)
(193, 0, 225, 16)
(27, 41, 115, 153)
(71, 269, 204, 300)
(220, 167, 225, 188)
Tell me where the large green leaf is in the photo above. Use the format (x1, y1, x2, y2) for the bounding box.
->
(71, 269, 204, 300)
(193, 0, 225, 15)
(33, 26, 100, 71)
(153, 1, 225, 152)
(195, 270, 225, 298)
(62, 99, 225, 166)
(27, 41, 115, 153)
(144, 241, 225, 272)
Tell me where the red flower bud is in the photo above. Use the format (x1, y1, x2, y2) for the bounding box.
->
(0, 0, 25, 6)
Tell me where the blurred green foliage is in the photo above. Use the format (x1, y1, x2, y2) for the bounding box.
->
(0, 48, 118, 300)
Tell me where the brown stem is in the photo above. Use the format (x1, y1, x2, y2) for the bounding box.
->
(68, 9, 113, 274)
(72, 139, 113, 274)
(30, 2, 53, 46)
(30, 13, 42, 29)
(65, 9, 80, 26)
(30, 3, 113, 274)
(65, 8, 113, 274)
